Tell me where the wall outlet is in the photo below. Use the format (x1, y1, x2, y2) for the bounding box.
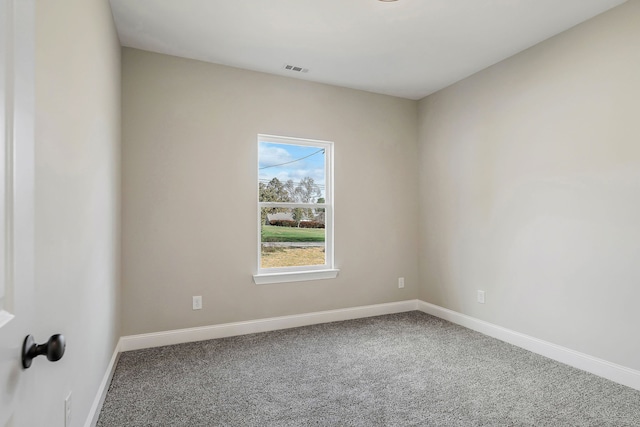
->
(192, 295, 202, 310)
(398, 277, 405, 289)
(64, 392, 72, 427)
(477, 290, 485, 304)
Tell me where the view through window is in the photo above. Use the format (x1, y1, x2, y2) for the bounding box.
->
(258, 135, 333, 272)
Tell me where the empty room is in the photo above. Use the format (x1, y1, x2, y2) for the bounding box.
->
(1, 0, 640, 426)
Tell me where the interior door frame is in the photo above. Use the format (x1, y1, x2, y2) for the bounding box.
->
(0, 0, 35, 425)
(10, 0, 36, 322)
(1, 0, 35, 326)
(0, 0, 14, 329)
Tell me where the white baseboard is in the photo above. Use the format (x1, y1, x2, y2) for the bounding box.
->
(89, 297, 639, 427)
(416, 300, 640, 391)
(119, 300, 419, 352)
(84, 339, 122, 427)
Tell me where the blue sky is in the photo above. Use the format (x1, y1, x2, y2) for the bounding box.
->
(258, 141, 325, 197)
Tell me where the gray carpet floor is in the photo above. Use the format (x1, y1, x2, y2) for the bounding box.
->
(97, 311, 640, 426)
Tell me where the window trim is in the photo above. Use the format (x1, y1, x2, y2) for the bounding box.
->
(253, 134, 338, 284)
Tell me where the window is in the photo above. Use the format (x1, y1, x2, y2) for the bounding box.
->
(253, 134, 338, 284)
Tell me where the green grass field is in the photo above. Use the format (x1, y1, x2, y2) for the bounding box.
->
(261, 225, 325, 242)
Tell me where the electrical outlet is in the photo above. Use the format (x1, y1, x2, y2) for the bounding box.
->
(477, 290, 485, 304)
(398, 277, 405, 289)
(192, 296, 202, 310)
(64, 392, 72, 427)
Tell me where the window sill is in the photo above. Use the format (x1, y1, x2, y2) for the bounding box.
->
(253, 269, 340, 285)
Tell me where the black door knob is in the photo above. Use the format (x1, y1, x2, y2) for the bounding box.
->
(22, 334, 66, 369)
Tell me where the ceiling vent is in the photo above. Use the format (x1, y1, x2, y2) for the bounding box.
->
(283, 64, 309, 73)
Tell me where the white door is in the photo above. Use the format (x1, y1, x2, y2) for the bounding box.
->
(0, 0, 36, 426)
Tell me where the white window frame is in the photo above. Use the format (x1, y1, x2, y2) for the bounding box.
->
(253, 134, 338, 285)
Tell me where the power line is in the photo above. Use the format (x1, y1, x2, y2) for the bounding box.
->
(259, 148, 324, 170)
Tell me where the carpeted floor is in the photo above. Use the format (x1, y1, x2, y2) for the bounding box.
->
(97, 311, 640, 426)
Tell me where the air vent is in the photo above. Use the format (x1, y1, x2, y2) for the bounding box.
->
(283, 64, 309, 73)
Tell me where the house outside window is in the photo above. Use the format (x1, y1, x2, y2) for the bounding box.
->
(253, 134, 338, 284)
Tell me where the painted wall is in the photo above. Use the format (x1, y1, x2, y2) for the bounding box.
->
(121, 48, 419, 335)
(418, 1, 640, 370)
(33, 0, 121, 425)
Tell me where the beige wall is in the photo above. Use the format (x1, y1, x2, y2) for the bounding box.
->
(34, 0, 120, 425)
(121, 48, 419, 335)
(121, 0, 639, 376)
(418, 1, 640, 370)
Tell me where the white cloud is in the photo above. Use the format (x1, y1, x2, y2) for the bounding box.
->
(286, 168, 325, 185)
(259, 144, 291, 167)
(258, 144, 326, 197)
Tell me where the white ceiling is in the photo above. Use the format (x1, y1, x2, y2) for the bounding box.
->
(109, 0, 627, 100)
